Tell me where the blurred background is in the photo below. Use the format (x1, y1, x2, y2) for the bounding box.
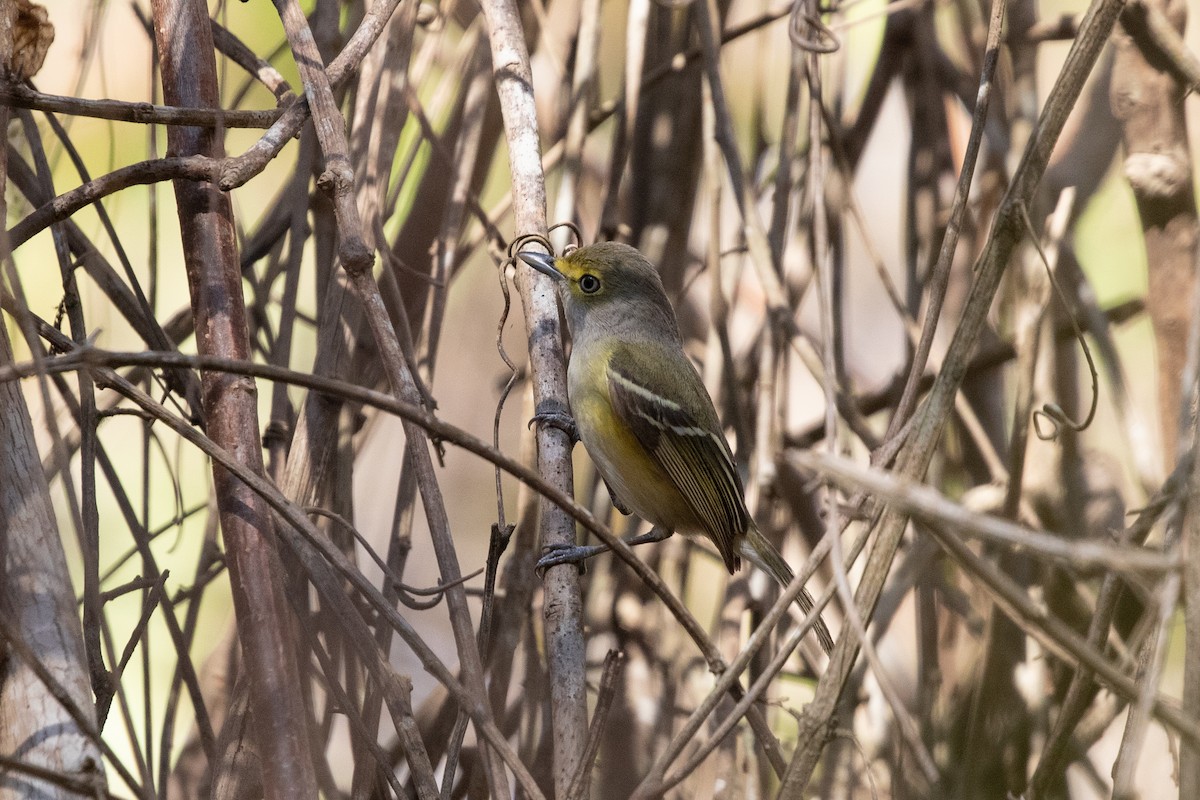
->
(5, 0, 1200, 796)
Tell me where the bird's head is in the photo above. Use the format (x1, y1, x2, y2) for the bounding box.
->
(518, 241, 678, 341)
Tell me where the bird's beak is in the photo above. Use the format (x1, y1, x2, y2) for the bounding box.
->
(518, 251, 566, 281)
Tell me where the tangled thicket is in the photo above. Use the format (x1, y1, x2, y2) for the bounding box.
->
(1, 0, 1198, 797)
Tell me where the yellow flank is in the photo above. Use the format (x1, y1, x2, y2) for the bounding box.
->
(568, 342, 698, 533)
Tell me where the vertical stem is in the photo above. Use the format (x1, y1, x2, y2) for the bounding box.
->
(149, 1, 317, 797)
(778, 0, 1128, 791)
(477, 0, 590, 792)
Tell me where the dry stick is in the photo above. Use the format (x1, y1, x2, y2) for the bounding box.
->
(91, 578, 158, 793)
(35, 295, 804, 774)
(793, 452, 1200, 737)
(794, 451, 1176, 575)
(1182, 379, 1200, 794)
(270, 0, 372, 273)
(2, 151, 198, 418)
(1178, 194, 1200, 800)
(6, 154, 218, 249)
(264, 132, 317, 478)
(123, 1, 187, 786)
(338, 8, 425, 793)
(392, 60, 495, 716)
(691, 0, 820, 774)
(1027, 546, 1136, 795)
(632, 523, 861, 799)
(883, 0, 1007, 442)
(1113, 0, 1198, 468)
(963, 187, 1065, 780)
(304, 508, 487, 605)
(0, 271, 124, 795)
(160, 533, 228, 795)
(1112, 0, 1200, 791)
(778, 0, 1133, 792)
(209, 18, 296, 102)
(0, 614, 143, 797)
(767, 45, 804, 261)
(921, 515, 1199, 746)
(306, 637, 413, 800)
(300, 509, 445, 800)
(34, 354, 547, 799)
(595, 0, 648, 233)
(130, 5, 295, 106)
(394, 71, 507, 250)
(40, 109, 204, 420)
(149, 0, 318, 796)
(1111, 571, 1180, 798)
(425, 42, 493, 377)
(17, 110, 111, 722)
(270, 0, 507, 794)
(530, 0, 595, 769)
(348, 0, 419, 259)
(476, 0, 590, 793)
(219, 0, 405, 190)
(824, 127, 1019, 490)
(0, 83, 283, 128)
(366, 125, 504, 800)
(4, 345, 802, 773)
(1122, 0, 1200, 91)
(838, 7, 908, 169)
(816, 88, 1026, 496)
(653, 584, 845, 796)
(109, 574, 167, 683)
(699, 97, 750, 462)
(564, 650, 625, 800)
(0, 753, 117, 800)
(693, 0, 789, 317)
(48, 368, 218, 770)
(787, 295, 1146, 447)
(805, 39, 941, 789)
(36, 0, 400, 238)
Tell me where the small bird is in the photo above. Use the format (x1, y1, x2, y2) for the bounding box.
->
(520, 241, 834, 654)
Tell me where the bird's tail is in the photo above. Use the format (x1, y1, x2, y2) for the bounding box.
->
(740, 523, 835, 654)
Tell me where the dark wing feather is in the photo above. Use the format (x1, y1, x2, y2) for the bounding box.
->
(606, 344, 749, 572)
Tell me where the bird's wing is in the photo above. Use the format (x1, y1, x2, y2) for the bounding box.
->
(606, 344, 748, 572)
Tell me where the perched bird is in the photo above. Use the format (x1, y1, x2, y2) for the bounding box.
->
(519, 242, 833, 654)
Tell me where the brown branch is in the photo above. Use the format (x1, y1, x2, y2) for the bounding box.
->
(0, 342, 804, 792)
(795, 451, 1176, 575)
(1111, 573, 1179, 798)
(0, 82, 283, 128)
(7, 155, 219, 249)
(270, 0, 372, 274)
(1110, 4, 1200, 787)
(76, 361, 547, 799)
(215, 0, 405, 190)
(1122, 0, 1200, 91)
(269, 0, 508, 794)
(779, 0, 1132, 791)
(149, 0, 317, 796)
(209, 19, 296, 102)
(564, 650, 624, 800)
(918, 517, 1199, 746)
(1112, 0, 1198, 465)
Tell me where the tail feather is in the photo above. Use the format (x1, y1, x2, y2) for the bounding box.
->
(740, 524, 835, 654)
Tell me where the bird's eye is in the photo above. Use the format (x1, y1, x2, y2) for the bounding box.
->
(579, 274, 601, 294)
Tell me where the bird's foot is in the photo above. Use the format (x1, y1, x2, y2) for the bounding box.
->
(536, 527, 674, 576)
(535, 542, 608, 575)
(528, 399, 579, 444)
